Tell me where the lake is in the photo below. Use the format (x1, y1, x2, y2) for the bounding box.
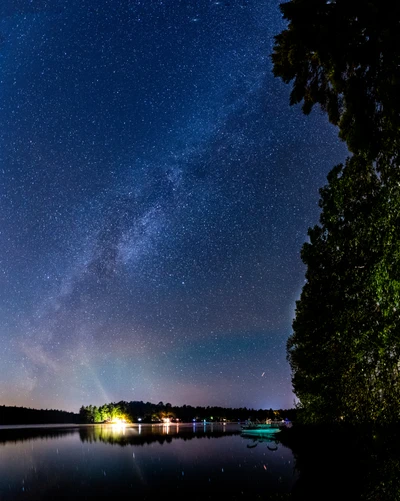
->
(0, 423, 296, 500)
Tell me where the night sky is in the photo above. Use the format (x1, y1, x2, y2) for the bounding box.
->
(0, 0, 347, 412)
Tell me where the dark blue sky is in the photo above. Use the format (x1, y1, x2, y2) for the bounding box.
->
(0, 0, 347, 412)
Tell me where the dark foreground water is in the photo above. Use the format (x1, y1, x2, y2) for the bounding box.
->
(0, 424, 295, 500)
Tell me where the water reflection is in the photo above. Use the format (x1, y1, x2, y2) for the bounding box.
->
(0, 424, 295, 501)
(0, 423, 241, 447)
(0, 426, 77, 445)
(280, 426, 400, 501)
(2, 423, 400, 499)
(78, 423, 241, 446)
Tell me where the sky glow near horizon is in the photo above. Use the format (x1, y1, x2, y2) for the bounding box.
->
(0, 0, 347, 412)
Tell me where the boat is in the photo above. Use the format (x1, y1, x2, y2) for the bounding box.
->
(241, 427, 281, 436)
(241, 422, 282, 437)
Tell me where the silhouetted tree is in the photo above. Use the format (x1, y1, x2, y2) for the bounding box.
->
(272, 0, 400, 164)
(288, 155, 400, 423)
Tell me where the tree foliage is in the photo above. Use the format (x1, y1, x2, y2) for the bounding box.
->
(272, 0, 400, 162)
(0, 405, 79, 425)
(78, 400, 295, 423)
(79, 403, 125, 423)
(273, 0, 400, 424)
(288, 155, 400, 423)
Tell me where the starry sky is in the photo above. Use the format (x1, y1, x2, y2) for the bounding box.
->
(0, 0, 347, 412)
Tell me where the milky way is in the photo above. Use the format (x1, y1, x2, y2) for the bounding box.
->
(0, 0, 347, 411)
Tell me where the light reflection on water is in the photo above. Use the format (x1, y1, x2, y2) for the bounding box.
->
(0, 424, 295, 500)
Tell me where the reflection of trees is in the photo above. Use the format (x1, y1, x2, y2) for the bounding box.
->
(0, 427, 77, 445)
(0, 425, 241, 447)
(279, 426, 400, 500)
(364, 457, 400, 501)
(79, 425, 241, 447)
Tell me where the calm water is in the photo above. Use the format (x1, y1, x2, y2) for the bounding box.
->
(0, 424, 295, 500)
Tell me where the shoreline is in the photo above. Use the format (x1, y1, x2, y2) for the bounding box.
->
(0, 421, 238, 431)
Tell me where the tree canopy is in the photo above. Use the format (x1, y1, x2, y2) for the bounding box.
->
(78, 400, 295, 423)
(288, 155, 400, 423)
(272, 0, 400, 163)
(273, 0, 400, 423)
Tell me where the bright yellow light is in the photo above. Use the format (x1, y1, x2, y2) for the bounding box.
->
(108, 416, 128, 425)
(106, 416, 128, 435)
(110, 420, 126, 434)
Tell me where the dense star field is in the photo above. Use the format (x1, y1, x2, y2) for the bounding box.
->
(0, 0, 347, 412)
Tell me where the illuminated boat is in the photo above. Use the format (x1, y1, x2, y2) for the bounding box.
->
(241, 423, 281, 436)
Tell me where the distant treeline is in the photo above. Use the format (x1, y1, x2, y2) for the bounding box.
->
(0, 405, 79, 425)
(79, 400, 297, 423)
(0, 401, 296, 426)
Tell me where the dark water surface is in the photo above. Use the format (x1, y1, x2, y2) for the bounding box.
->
(0, 424, 295, 500)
